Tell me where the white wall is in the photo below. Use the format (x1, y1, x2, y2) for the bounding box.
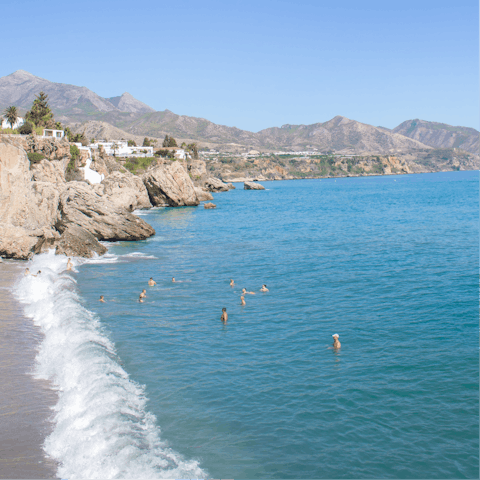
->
(1, 117, 24, 130)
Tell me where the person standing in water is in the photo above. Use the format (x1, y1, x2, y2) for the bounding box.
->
(240, 296, 246, 306)
(172, 277, 176, 283)
(24, 268, 30, 276)
(221, 308, 228, 322)
(99, 295, 106, 303)
(148, 278, 157, 286)
(332, 334, 341, 349)
(67, 258, 73, 271)
(140, 289, 147, 299)
(260, 284, 269, 292)
(230, 279, 235, 287)
(139, 295, 144, 303)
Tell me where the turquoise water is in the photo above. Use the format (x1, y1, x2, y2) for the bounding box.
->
(72, 171, 478, 478)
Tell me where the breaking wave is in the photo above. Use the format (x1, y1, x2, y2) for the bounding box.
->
(15, 251, 206, 479)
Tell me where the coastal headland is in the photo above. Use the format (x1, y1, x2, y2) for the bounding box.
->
(1, 129, 478, 260)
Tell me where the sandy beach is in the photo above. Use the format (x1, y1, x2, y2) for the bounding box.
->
(0, 261, 58, 479)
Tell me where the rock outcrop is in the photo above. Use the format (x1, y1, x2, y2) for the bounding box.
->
(57, 182, 155, 241)
(143, 161, 199, 207)
(0, 137, 156, 259)
(244, 181, 265, 190)
(204, 177, 229, 192)
(194, 187, 214, 202)
(101, 171, 152, 211)
(204, 202, 216, 209)
(54, 224, 107, 258)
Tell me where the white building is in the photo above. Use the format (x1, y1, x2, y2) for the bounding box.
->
(43, 129, 65, 139)
(2, 117, 24, 130)
(91, 140, 154, 158)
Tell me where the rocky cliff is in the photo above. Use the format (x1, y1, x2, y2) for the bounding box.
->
(0, 137, 204, 260)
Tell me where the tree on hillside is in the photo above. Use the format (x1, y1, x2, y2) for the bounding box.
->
(143, 137, 151, 147)
(25, 91, 54, 127)
(162, 134, 177, 148)
(187, 143, 198, 159)
(128, 139, 136, 147)
(111, 142, 120, 157)
(4, 106, 18, 129)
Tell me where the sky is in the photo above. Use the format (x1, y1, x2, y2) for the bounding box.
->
(1, 0, 478, 131)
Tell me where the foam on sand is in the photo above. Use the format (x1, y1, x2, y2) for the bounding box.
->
(15, 251, 206, 479)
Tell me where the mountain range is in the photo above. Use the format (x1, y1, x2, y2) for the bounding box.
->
(0, 70, 478, 155)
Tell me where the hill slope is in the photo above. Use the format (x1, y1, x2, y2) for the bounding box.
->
(393, 119, 479, 154)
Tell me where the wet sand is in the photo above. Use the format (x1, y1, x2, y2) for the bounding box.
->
(0, 262, 58, 479)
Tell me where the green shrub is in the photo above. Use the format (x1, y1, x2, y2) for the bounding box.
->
(27, 152, 46, 163)
(70, 144, 80, 160)
(18, 122, 34, 135)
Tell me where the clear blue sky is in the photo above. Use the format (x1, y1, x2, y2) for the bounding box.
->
(2, 0, 478, 131)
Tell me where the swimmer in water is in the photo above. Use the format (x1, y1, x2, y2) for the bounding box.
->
(24, 268, 30, 276)
(332, 334, 341, 349)
(172, 277, 176, 283)
(260, 284, 269, 292)
(221, 308, 228, 322)
(240, 295, 246, 306)
(67, 258, 73, 271)
(140, 289, 147, 299)
(139, 296, 144, 303)
(37, 271, 41, 275)
(148, 277, 157, 286)
(242, 288, 255, 295)
(230, 279, 235, 287)
(99, 295, 106, 303)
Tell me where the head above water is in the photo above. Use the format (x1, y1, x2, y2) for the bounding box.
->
(100, 295, 104, 299)
(332, 334, 339, 339)
(222, 308, 227, 312)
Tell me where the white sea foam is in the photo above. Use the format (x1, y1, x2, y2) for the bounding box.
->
(80, 252, 157, 265)
(15, 251, 206, 479)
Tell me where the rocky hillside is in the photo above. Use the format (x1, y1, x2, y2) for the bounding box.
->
(256, 116, 428, 153)
(392, 119, 479, 155)
(1, 71, 477, 156)
(0, 70, 154, 123)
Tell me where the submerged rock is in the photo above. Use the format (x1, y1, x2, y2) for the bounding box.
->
(204, 202, 216, 209)
(244, 181, 265, 190)
(143, 161, 199, 207)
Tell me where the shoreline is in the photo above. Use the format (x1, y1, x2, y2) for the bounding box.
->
(0, 261, 58, 479)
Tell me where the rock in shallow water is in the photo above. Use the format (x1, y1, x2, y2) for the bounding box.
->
(57, 182, 155, 241)
(204, 202, 216, 209)
(143, 162, 199, 207)
(194, 187, 214, 202)
(54, 224, 108, 258)
(204, 177, 229, 192)
(244, 181, 265, 190)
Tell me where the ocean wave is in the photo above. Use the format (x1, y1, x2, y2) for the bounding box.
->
(15, 252, 206, 479)
(81, 252, 157, 265)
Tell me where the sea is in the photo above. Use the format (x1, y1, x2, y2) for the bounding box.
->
(14, 171, 479, 479)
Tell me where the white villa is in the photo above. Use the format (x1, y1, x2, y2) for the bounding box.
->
(2, 117, 24, 130)
(43, 129, 65, 138)
(90, 141, 154, 158)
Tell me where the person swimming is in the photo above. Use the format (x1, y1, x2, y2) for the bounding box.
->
(172, 277, 176, 283)
(99, 295, 106, 303)
(67, 258, 73, 271)
(242, 288, 255, 295)
(148, 278, 157, 286)
(24, 268, 30, 276)
(240, 295, 246, 306)
(221, 308, 228, 322)
(139, 296, 144, 303)
(260, 284, 269, 292)
(332, 334, 341, 349)
(140, 289, 147, 298)
(230, 279, 235, 287)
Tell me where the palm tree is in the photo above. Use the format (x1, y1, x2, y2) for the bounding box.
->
(4, 106, 18, 129)
(111, 142, 120, 157)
